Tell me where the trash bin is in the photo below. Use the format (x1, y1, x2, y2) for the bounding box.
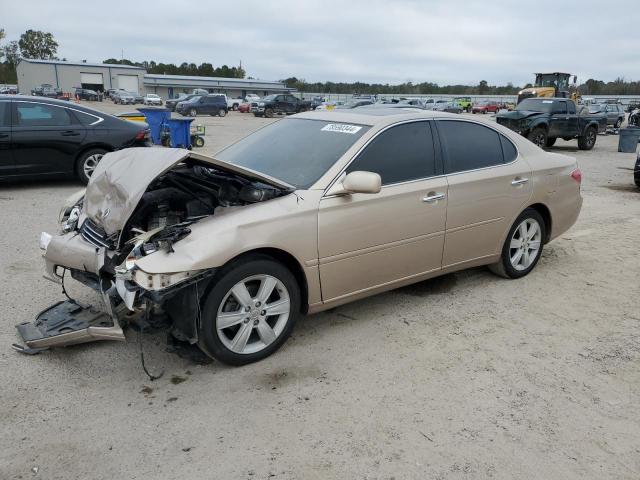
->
(618, 127, 640, 153)
(167, 118, 194, 149)
(137, 108, 171, 145)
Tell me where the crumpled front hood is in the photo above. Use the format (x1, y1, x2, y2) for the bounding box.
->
(84, 148, 294, 236)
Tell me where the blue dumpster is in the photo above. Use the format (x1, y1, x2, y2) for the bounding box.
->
(167, 118, 194, 149)
(137, 108, 170, 145)
(618, 127, 640, 153)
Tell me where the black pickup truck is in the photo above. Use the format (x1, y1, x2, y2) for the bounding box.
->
(251, 94, 311, 118)
(496, 98, 607, 150)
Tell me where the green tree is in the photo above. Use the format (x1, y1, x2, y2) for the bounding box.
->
(3, 40, 19, 67)
(18, 29, 58, 59)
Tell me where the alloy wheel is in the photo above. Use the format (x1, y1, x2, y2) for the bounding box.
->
(83, 153, 103, 179)
(533, 132, 546, 147)
(586, 129, 596, 147)
(216, 274, 291, 355)
(509, 219, 542, 271)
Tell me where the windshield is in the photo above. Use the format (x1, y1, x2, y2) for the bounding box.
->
(262, 94, 277, 102)
(186, 96, 202, 103)
(516, 99, 554, 113)
(216, 118, 370, 188)
(588, 104, 604, 113)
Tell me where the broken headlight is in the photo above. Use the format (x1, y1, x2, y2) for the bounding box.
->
(61, 206, 81, 233)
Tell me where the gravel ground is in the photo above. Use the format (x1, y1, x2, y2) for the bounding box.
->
(1, 101, 639, 480)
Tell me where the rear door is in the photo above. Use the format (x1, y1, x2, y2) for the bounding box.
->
(0, 100, 13, 174)
(11, 100, 87, 175)
(435, 119, 532, 267)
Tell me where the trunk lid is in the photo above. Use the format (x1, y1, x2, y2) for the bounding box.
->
(84, 148, 293, 235)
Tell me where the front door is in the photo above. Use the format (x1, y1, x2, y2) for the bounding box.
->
(548, 100, 569, 138)
(11, 100, 86, 175)
(435, 119, 532, 267)
(318, 121, 447, 302)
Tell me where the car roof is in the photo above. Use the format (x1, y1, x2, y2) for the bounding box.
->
(295, 108, 460, 126)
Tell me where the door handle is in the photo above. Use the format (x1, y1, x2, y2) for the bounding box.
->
(511, 177, 529, 186)
(61, 130, 80, 136)
(422, 192, 445, 203)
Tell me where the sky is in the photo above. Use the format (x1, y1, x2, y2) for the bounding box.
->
(3, 0, 639, 86)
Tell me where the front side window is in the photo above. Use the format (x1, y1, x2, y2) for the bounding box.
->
(346, 121, 436, 185)
(438, 120, 506, 173)
(552, 102, 567, 114)
(15, 102, 72, 126)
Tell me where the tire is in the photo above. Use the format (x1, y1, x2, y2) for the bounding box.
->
(193, 136, 205, 148)
(264, 108, 274, 118)
(578, 126, 597, 150)
(189, 108, 197, 117)
(615, 118, 622, 129)
(634, 155, 640, 188)
(218, 108, 227, 117)
(232, 103, 239, 111)
(545, 137, 557, 148)
(527, 127, 547, 148)
(253, 113, 263, 117)
(76, 148, 107, 184)
(489, 208, 545, 279)
(198, 256, 301, 365)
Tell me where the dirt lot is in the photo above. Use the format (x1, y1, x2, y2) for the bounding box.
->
(1, 101, 639, 480)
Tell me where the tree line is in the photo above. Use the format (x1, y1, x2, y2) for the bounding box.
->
(102, 58, 245, 79)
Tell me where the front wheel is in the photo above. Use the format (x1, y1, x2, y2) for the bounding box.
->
(489, 208, 545, 279)
(634, 154, 640, 188)
(76, 148, 107, 184)
(614, 118, 622, 129)
(198, 257, 300, 365)
(264, 108, 274, 118)
(577, 126, 597, 150)
(189, 108, 197, 117)
(527, 127, 547, 148)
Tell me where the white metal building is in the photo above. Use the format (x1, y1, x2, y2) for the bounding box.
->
(17, 59, 292, 99)
(17, 58, 145, 94)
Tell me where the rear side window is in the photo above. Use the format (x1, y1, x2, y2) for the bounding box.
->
(347, 121, 436, 185)
(0, 101, 9, 127)
(438, 120, 505, 173)
(15, 102, 72, 126)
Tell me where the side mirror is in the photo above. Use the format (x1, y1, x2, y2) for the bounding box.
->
(327, 171, 381, 196)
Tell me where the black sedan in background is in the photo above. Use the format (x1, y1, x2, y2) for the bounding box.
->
(0, 96, 150, 184)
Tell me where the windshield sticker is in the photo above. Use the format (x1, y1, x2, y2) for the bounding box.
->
(321, 124, 363, 134)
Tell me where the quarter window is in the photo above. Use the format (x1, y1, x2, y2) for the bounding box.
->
(438, 120, 505, 173)
(500, 135, 518, 163)
(15, 102, 72, 127)
(346, 121, 436, 185)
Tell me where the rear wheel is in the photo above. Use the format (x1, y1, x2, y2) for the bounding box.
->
(615, 118, 623, 129)
(578, 126, 597, 150)
(527, 128, 547, 148)
(218, 108, 227, 117)
(76, 148, 107, 184)
(232, 104, 239, 111)
(545, 137, 557, 148)
(634, 155, 640, 188)
(198, 257, 300, 365)
(489, 208, 545, 279)
(189, 108, 197, 117)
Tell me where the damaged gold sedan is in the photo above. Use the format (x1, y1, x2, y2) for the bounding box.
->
(16, 110, 582, 365)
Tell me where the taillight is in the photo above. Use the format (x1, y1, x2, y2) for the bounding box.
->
(570, 168, 582, 184)
(135, 129, 149, 141)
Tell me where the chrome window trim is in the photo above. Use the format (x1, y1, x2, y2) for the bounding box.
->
(13, 100, 104, 126)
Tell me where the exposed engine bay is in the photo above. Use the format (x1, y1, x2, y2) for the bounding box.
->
(15, 151, 291, 356)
